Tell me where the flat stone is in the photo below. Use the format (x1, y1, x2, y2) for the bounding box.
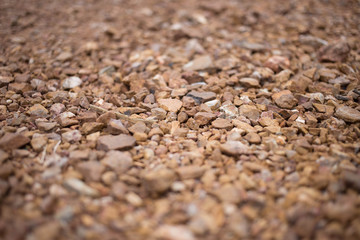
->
(142, 168, 177, 193)
(176, 166, 205, 180)
(183, 55, 213, 71)
(335, 106, 360, 123)
(158, 98, 183, 112)
(62, 76, 82, 89)
(0, 133, 30, 150)
(239, 78, 260, 88)
(97, 134, 136, 151)
(211, 118, 233, 130)
(101, 150, 133, 173)
(80, 122, 104, 135)
(187, 91, 216, 103)
(181, 71, 204, 84)
(220, 141, 250, 155)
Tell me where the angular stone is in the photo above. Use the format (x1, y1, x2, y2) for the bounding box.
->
(158, 98, 183, 112)
(264, 56, 290, 73)
(101, 150, 133, 173)
(183, 55, 213, 71)
(272, 90, 298, 109)
(176, 166, 205, 180)
(194, 112, 216, 125)
(142, 168, 177, 193)
(80, 122, 104, 135)
(187, 91, 216, 103)
(62, 130, 82, 143)
(335, 106, 360, 123)
(181, 71, 204, 84)
(239, 105, 260, 121)
(62, 76, 82, 89)
(106, 119, 129, 134)
(27, 104, 48, 117)
(220, 141, 250, 155)
(211, 118, 233, 130)
(77, 161, 105, 182)
(97, 134, 136, 151)
(318, 41, 350, 62)
(244, 132, 261, 144)
(0, 133, 30, 150)
(63, 178, 99, 197)
(151, 108, 167, 120)
(239, 78, 260, 88)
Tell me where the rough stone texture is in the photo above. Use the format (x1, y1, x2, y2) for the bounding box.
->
(335, 106, 360, 123)
(97, 134, 136, 151)
(158, 98, 183, 112)
(0, 133, 30, 150)
(1, 1, 360, 240)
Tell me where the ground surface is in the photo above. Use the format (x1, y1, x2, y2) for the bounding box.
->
(0, 0, 360, 239)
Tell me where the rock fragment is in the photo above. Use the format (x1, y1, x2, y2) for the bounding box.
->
(158, 98, 183, 112)
(142, 168, 176, 193)
(62, 76, 82, 89)
(272, 90, 298, 109)
(0, 133, 30, 150)
(318, 41, 350, 62)
(97, 134, 136, 151)
(183, 55, 213, 71)
(335, 106, 360, 123)
(220, 141, 250, 156)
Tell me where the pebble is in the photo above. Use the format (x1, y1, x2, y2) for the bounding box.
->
(27, 104, 48, 117)
(244, 132, 261, 144)
(62, 76, 82, 89)
(142, 168, 177, 193)
(194, 112, 216, 125)
(97, 134, 136, 151)
(264, 55, 290, 72)
(187, 91, 216, 103)
(335, 106, 360, 123)
(239, 105, 261, 121)
(106, 119, 129, 134)
(101, 150, 133, 173)
(176, 166, 205, 180)
(80, 122, 104, 135)
(63, 178, 99, 197)
(0, 133, 30, 150)
(77, 161, 105, 181)
(272, 90, 298, 109)
(318, 41, 350, 62)
(154, 225, 195, 240)
(211, 118, 233, 130)
(61, 130, 82, 143)
(183, 55, 213, 71)
(158, 98, 183, 112)
(239, 78, 260, 88)
(220, 141, 250, 156)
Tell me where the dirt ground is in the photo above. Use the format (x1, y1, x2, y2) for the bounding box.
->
(0, 0, 360, 239)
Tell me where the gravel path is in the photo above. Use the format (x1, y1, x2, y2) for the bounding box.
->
(0, 0, 360, 239)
